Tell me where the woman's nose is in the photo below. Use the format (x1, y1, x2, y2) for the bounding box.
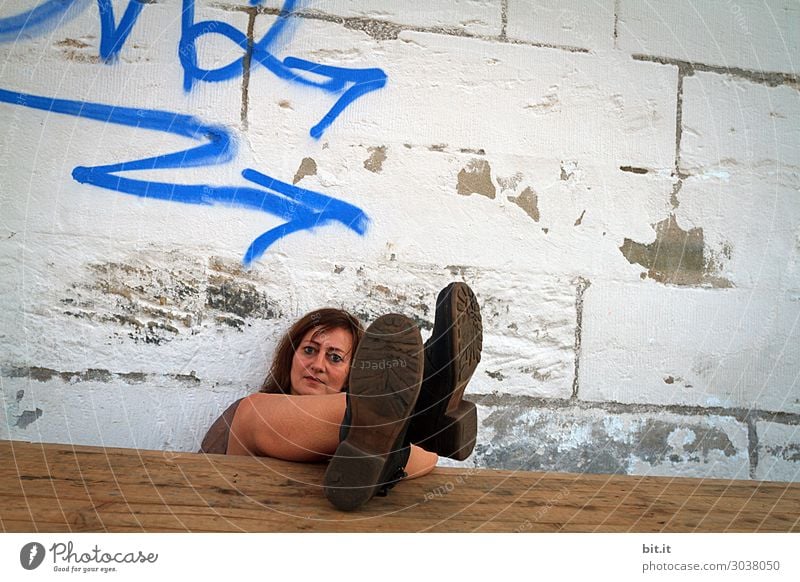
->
(311, 352, 325, 372)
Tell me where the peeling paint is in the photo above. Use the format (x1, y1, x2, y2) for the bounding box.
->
(343, 18, 400, 40)
(619, 214, 733, 287)
(206, 275, 280, 320)
(292, 157, 317, 184)
(457, 159, 495, 199)
(445, 265, 469, 278)
(68, 257, 282, 340)
(497, 172, 523, 191)
(560, 160, 577, 181)
(56, 38, 90, 49)
(766, 443, 800, 463)
(2, 366, 205, 387)
(574, 209, 586, 226)
(508, 186, 540, 221)
(117, 372, 147, 383)
(620, 165, 649, 174)
(572, 278, 591, 399)
(363, 146, 387, 173)
(170, 371, 201, 385)
(477, 409, 741, 475)
(485, 370, 505, 381)
(6, 366, 132, 384)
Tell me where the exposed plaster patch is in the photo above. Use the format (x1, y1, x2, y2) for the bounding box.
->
(508, 186, 540, 221)
(278, 100, 292, 109)
(619, 214, 733, 287)
(574, 209, 586, 226)
(363, 146, 387, 173)
(457, 159, 496, 199)
(16, 390, 24, 401)
(292, 157, 317, 184)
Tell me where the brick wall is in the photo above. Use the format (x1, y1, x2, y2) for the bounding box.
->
(1, 1, 797, 481)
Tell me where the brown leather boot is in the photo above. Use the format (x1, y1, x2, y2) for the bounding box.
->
(323, 314, 423, 511)
(407, 282, 483, 460)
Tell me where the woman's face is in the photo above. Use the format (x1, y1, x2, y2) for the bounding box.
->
(289, 326, 354, 396)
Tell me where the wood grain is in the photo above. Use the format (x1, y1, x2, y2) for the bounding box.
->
(1, 440, 798, 532)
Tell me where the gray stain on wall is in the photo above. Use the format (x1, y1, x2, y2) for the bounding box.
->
(16, 408, 42, 429)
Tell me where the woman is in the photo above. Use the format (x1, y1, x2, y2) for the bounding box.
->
(200, 283, 482, 511)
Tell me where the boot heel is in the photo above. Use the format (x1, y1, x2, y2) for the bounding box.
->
(324, 441, 384, 511)
(424, 401, 477, 461)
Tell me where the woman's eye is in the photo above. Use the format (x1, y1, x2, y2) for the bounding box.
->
(329, 353, 343, 363)
(303, 346, 315, 355)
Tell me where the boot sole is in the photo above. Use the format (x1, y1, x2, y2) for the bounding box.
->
(323, 314, 423, 511)
(416, 283, 482, 460)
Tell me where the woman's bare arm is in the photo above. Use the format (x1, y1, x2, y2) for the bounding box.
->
(227, 392, 346, 461)
(228, 392, 439, 479)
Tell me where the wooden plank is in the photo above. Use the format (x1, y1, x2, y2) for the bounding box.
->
(1, 440, 798, 532)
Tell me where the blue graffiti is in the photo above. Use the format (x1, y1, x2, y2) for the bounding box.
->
(1, 0, 387, 140)
(179, 0, 387, 139)
(97, 0, 145, 61)
(0, 0, 384, 262)
(0, 88, 369, 265)
(0, 0, 92, 42)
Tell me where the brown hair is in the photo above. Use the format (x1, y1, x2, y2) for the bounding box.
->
(259, 308, 365, 394)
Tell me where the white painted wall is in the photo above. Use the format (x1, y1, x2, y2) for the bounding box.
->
(1, 0, 798, 481)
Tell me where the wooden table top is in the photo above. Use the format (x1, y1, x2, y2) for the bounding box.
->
(1, 439, 798, 532)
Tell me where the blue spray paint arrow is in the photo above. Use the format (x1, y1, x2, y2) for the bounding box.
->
(0, 88, 369, 265)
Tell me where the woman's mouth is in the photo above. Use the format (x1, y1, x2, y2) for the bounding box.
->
(305, 375, 324, 384)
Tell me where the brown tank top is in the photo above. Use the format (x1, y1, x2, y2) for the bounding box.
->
(199, 398, 244, 454)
